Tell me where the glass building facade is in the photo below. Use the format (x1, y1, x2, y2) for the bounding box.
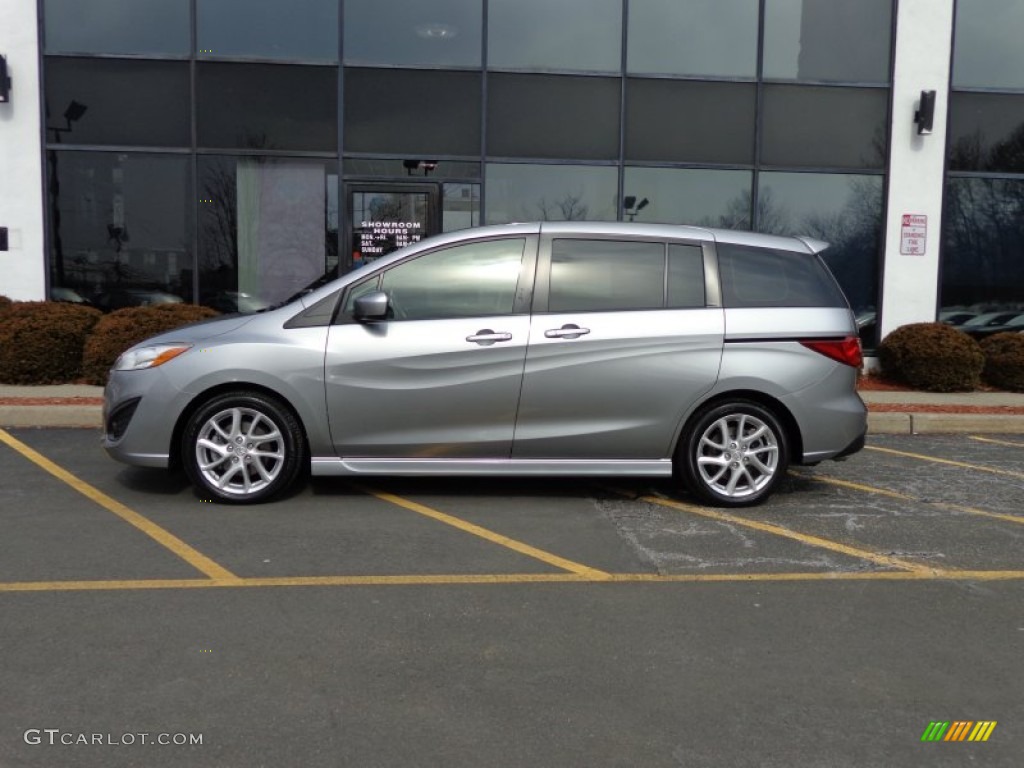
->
(943, 0, 1024, 315)
(39, 0, 896, 318)
(13, 0, 1021, 342)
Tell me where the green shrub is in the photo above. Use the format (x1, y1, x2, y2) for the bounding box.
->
(0, 301, 103, 384)
(83, 304, 220, 386)
(878, 322, 984, 392)
(980, 332, 1024, 392)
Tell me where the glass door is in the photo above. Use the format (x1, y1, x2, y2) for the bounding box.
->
(346, 184, 440, 270)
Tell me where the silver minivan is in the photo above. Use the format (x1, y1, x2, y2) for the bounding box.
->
(103, 223, 866, 507)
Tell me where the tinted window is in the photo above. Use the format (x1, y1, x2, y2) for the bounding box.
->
(953, 0, 1024, 89)
(763, 0, 893, 83)
(44, 0, 189, 55)
(198, 156, 339, 307)
(197, 63, 337, 151)
(344, 68, 481, 156)
(948, 93, 1024, 173)
(488, 74, 619, 160)
(756, 172, 882, 313)
(942, 177, 1024, 309)
(623, 168, 753, 229)
(488, 0, 621, 72)
(627, 0, 758, 78)
(668, 245, 706, 308)
(485, 164, 617, 224)
(549, 240, 665, 313)
(197, 0, 338, 61)
(45, 58, 190, 147)
(379, 239, 526, 320)
(48, 151, 193, 305)
(717, 244, 846, 308)
(626, 79, 755, 164)
(344, 0, 482, 67)
(761, 85, 887, 169)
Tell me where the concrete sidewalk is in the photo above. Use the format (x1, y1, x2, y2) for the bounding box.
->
(1, 384, 1024, 433)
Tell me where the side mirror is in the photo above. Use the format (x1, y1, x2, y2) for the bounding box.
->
(353, 290, 390, 322)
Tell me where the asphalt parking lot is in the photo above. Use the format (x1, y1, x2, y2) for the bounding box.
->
(1, 427, 1022, 767)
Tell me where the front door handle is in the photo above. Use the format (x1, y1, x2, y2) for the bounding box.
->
(466, 329, 513, 346)
(544, 324, 591, 340)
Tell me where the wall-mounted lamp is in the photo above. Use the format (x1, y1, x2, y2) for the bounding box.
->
(403, 159, 438, 177)
(914, 90, 936, 135)
(623, 195, 649, 221)
(0, 55, 11, 103)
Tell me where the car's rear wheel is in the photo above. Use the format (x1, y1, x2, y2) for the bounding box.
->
(677, 400, 788, 507)
(182, 391, 306, 504)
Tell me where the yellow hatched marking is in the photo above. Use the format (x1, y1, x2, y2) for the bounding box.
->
(606, 488, 932, 573)
(970, 436, 1024, 448)
(0, 428, 238, 581)
(355, 484, 611, 579)
(979, 721, 997, 741)
(2, 569, 1024, 593)
(801, 472, 1024, 527)
(866, 446, 1024, 480)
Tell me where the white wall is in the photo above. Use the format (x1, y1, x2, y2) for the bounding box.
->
(879, 0, 955, 338)
(0, 0, 46, 301)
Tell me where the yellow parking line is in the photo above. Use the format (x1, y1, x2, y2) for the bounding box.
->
(0, 428, 238, 581)
(605, 487, 932, 574)
(800, 472, 1024, 527)
(354, 484, 611, 579)
(970, 435, 1024, 449)
(4, 569, 1024, 592)
(866, 445, 1024, 480)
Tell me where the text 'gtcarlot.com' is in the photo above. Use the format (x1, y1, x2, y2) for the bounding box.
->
(23, 729, 203, 746)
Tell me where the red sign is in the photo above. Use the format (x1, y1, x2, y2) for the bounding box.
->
(900, 214, 927, 255)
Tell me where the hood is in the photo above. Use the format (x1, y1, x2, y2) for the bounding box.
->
(130, 313, 258, 347)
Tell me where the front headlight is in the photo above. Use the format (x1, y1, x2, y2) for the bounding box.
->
(113, 344, 192, 372)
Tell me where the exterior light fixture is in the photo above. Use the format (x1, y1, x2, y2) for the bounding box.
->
(0, 55, 11, 103)
(914, 90, 936, 135)
(403, 159, 438, 176)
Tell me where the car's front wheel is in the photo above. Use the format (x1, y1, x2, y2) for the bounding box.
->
(676, 400, 788, 507)
(181, 391, 306, 504)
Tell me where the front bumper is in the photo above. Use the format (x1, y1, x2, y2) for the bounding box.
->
(102, 368, 189, 468)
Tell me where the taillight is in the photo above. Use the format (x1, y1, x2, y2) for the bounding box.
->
(800, 336, 863, 368)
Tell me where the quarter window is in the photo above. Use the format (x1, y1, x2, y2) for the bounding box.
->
(717, 244, 846, 308)
(376, 239, 526, 321)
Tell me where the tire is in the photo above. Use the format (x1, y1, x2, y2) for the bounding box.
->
(676, 400, 789, 507)
(181, 391, 307, 504)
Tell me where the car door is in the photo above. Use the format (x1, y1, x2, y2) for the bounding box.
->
(325, 235, 536, 458)
(512, 234, 724, 459)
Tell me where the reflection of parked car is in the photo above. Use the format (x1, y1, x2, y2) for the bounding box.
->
(961, 311, 1024, 339)
(938, 310, 977, 326)
(104, 223, 866, 508)
(202, 291, 270, 314)
(95, 288, 184, 312)
(49, 286, 94, 306)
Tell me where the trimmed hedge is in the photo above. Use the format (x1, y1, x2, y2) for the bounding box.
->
(0, 295, 12, 313)
(878, 322, 984, 392)
(83, 304, 220, 385)
(980, 332, 1024, 392)
(0, 301, 103, 384)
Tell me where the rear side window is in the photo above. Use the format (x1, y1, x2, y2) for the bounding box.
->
(717, 243, 846, 308)
(549, 239, 705, 312)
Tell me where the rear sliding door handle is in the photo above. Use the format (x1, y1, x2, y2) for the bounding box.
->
(466, 329, 513, 345)
(544, 324, 590, 340)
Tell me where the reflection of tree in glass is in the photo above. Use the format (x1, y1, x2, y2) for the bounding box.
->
(200, 159, 239, 274)
(703, 182, 882, 312)
(944, 124, 1024, 309)
(533, 192, 589, 221)
(368, 194, 406, 223)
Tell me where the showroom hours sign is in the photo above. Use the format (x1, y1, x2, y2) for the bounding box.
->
(354, 220, 423, 263)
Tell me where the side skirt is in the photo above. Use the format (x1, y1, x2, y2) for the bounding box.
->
(310, 457, 674, 477)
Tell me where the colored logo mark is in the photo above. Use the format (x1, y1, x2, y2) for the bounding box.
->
(921, 721, 997, 742)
